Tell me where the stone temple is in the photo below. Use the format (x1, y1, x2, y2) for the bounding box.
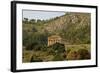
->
(48, 35, 62, 46)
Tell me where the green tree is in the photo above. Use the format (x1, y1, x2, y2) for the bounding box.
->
(23, 18, 28, 23)
(29, 19, 36, 24)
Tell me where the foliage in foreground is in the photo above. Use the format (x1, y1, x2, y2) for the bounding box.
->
(66, 49, 90, 60)
(23, 44, 91, 62)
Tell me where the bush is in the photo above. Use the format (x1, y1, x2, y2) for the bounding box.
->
(66, 49, 71, 55)
(40, 45, 47, 51)
(53, 54, 65, 61)
(25, 42, 40, 50)
(30, 55, 43, 62)
(77, 49, 90, 59)
(66, 49, 90, 60)
(47, 48, 56, 55)
(50, 43, 66, 53)
(66, 50, 79, 60)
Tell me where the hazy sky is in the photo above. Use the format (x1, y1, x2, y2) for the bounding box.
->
(23, 10, 65, 20)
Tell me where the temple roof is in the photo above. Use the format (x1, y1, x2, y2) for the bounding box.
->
(48, 35, 61, 39)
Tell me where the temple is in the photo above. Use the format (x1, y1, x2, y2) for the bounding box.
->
(48, 35, 62, 46)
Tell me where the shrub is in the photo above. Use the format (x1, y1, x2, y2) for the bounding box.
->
(50, 43, 66, 53)
(30, 55, 43, 62)
(66, 50, 79, 60)
(40, 45, 47, 51)
(77, 49, 90, 59)
(47, 48, 56, 55)
(66, 49, 71, 55)
(53, 54, 65, 61)
(66, 49, 90, 60)
(25, 42, 39, 50)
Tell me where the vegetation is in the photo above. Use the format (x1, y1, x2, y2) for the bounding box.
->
(22, 12, 91, 62)
(66, 49, 90, 60)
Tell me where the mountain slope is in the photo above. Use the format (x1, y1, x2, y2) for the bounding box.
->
(42, 12, 91, 44)
(23, 12, 91, 45)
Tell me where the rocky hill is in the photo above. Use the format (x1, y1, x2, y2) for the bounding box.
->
(23, 12, 91, 46)
(42, 12, 91, 44)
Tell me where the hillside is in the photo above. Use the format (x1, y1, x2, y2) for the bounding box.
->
(23, 12, 91, 46)
(43, 12, 91, 44)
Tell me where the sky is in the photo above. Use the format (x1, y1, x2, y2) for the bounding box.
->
(23, 10, 66, 20)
